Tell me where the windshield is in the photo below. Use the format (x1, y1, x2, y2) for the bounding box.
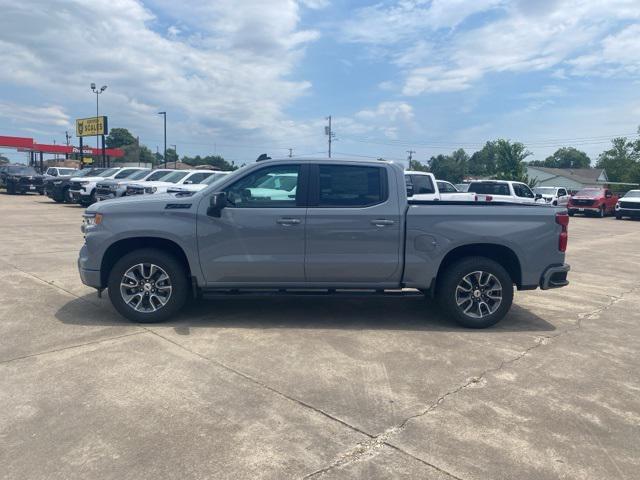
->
(575, 188, 603, 196)
(623, 190, 640, 198)
(146, 170, 174, 181)
(99, 168, 120, 177)
(202, 172, 230, 185)
(7, 165, 37, 175)
(128, 170, 152, 180)
(76, 168, 106, 177)
(534, 187, 557, 194)
(161, 171, 189, 183)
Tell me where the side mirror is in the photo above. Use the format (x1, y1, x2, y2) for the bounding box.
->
(535, 193, 542, 200)
(184, 180, 193, 184)
(207, 192, 226, 217)
(406, 185, 414, 197)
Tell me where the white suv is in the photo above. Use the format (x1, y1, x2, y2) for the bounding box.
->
(533, 186, 570, 206)
(467, 180, 544, 204)
(69, 167, 147, 206)
(126, 170, 215, 195)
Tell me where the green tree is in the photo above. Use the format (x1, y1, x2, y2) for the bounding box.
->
(165, 148, 178, 164)
(541, 147, 590, 168)
(494, 139, 531, 181)
(468, 141, 498, 176)
(427, 148, 468, 183)
(0, 154, 9, 165)
(596, 137, 639, 183)
(182, 154, 236, 171)
(105, 128, 136, 148)
(408, 159, 429, 171)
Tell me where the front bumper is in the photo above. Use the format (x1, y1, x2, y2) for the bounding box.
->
(540, 264, 570, 290)
(617, 208, 640, 217)
(78, 244, 102, 288)
(568, 206, 601, 213)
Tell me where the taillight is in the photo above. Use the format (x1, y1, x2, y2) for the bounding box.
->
(556, 213, 569, 252)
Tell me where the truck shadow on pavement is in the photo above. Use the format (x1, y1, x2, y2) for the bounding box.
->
(56, 294, 556, 333)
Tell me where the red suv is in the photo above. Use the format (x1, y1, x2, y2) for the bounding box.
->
(568, 187, 618, 217)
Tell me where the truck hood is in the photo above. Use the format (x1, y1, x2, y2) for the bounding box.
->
(70, 176, 108, 183)
(86, 192, 195, 214)
(620, 197, 640, 204)
(167, 184, 207, 193)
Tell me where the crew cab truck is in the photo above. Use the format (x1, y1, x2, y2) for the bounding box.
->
(567, 187, 618, 217)
(79, 159, 570, 328)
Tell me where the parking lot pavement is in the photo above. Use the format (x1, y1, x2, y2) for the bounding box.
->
(1, 193, 639, 480)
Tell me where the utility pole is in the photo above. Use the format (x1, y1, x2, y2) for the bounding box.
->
(288, 148, 293, 158)
(158, 111, 167, 168)
(325, 116, 335, 158)
(406, 150, 416, 169)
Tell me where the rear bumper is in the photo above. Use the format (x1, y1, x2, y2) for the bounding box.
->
(540, 264, 570, 290)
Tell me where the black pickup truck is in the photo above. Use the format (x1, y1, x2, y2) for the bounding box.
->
(1, 165, 45, 194)
(45, 167, 107, 203)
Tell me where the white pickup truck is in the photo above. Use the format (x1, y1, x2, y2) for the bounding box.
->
(405, 171, 476, 201)
(468, 180, 545, 205)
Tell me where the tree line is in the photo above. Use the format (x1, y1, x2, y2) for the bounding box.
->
(409, 126, 640, 186)
(105, 128, 237, 171)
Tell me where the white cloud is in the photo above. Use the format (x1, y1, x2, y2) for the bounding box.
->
(0, 102, 71, 127)
(0, 0, 320, 146)
(342, 0, 640, 96)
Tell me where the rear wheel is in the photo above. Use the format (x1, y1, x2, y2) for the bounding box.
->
(436, 257, 514, 328)
(108, 249, 189, 323)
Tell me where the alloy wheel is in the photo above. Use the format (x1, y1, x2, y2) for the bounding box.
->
(455, 270, 503, 319)
(120, 263, 173, 313)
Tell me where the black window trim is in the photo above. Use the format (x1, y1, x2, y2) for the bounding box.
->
(308, 163, 389, 208)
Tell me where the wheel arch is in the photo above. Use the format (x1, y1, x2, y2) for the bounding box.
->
(435, 243, 522, 289)
(100, 237, 192, 287)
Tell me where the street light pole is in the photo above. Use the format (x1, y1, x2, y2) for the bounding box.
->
(158, 112, 167, 168)
(171, 144, 177, 166)
(91, 83, 107, 167)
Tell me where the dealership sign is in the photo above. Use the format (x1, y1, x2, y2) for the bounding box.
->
(76, 116, 108, 137)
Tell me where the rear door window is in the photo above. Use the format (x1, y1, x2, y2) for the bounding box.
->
(513, 183, 534, 198)
(409, 175, 435, 194)
(318, 165, 386, 207)
(468, 183, 510, 196)
(437, 181, 458, 193)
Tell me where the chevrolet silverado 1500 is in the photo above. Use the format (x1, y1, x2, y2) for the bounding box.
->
(79, 158, 570, 328)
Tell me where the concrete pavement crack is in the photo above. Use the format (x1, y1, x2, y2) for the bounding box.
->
(303, 285, 640, 479)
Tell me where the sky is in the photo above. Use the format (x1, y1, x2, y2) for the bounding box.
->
(0, 0, 639, 167)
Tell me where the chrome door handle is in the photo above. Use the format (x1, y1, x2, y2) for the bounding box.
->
(276, 217, 301, 225)
(371, 219, 395, 227)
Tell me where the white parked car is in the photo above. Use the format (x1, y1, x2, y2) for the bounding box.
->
(615, 189, 640, 220)
(96, 169, 175, 201)
(69, 167, 148, 206)
(44, 167, 78, 178)
(533, 186, 570, 206)
(467, 180, 544, 204)
(166, 171, 232, 194)
(405, 171, 475, 201)
(126, 170, 215, 195)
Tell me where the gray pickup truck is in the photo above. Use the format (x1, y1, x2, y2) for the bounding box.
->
(78, 158, 570, 328)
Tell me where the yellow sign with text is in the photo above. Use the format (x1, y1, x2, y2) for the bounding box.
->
(76, 116, 108, 137)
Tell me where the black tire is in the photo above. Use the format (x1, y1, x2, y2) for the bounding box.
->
(108, 248, 189, 323)
(7, 183, 16, 195)
(598, 206, 605, 218)
(615, 214, 622, 220)
(568, 211, 574, 217)
(436, 256, 514, 329)
(62, 187, 71, 203)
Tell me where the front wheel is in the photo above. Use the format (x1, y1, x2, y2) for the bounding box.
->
(598, 206, 605, 218)
(436, 257, 514, 328)
(615, 214, 623, 220)
(108, 249, 189, 323)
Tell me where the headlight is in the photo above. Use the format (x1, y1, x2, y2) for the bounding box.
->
(615, 202, 620, 209)
(79, 180, 91, 185)
(81, 213, 103, 232)
(144, 186, 157, 193)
